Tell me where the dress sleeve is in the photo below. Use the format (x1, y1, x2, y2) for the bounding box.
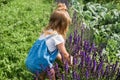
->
(53, 34, 64, 46)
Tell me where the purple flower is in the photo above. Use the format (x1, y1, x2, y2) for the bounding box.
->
(73, 57, 78, 65)
(46, 67, 54, 80)
(89, 43, 95, 54)
(97, 61, 103, 78)
(93, 60, 97, 73)
(84, 40, 90, 52)
(65, 26, 120, 79)
(79, 51, 86, 67)
(64, 62, 69, 74)
(72, 70, 77, 79)
(101, 69, 105, 77)
(104, 65, 109, 78)
(54, 63, 61, 78)
(97, 61, 103, 73)
(85, 70, 89, 79)
(77, 35, 81, 44)
(85, 55, 91, 66)
(54, 63, 58, 70)
(110, 61, 119, 77)
(77, 74, 81, 80)
(62, 74, 65, 80)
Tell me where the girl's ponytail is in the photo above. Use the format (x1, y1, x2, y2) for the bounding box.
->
(57, 3, 67, 11)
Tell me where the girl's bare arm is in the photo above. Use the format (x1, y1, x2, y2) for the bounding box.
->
(57, 43, 73, 65)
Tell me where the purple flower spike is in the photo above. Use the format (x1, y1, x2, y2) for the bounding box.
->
(79, 58, 83, 68)
(80, 51, 86, 67)
(104, 66, 109, 78)
(101, 69, 105, 77)
(46, 67, 54, 80)
(64, 62, 69, 74)
(85, 55, 91, 66)
(85, 70, 89, 80)
(89, 43, 95, 54)
(62, 74, 65, 80)
(93, 60, 97, 73)
(82, 51, 86, 59)
(84, 40, 90, 52)
(54, 63, 61, 78)
(72, 70, 77, 79)
(77, 35, 81, 44)
(97, 61, 103, 73)
(65, 23, 120, 79)
(97, 61, 103, 78)
(77, 74, 81, 80)
(73, 57, 78, 65)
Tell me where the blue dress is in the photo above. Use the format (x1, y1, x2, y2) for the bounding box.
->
(25, 35, 58, 74)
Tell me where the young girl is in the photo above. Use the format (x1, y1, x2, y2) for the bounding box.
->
(25, 3, 73, 80)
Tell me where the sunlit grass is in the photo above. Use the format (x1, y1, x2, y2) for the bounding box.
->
(0, 0, 52, 79)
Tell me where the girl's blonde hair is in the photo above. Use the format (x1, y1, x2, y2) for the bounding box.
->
(44, 3, 71, 39)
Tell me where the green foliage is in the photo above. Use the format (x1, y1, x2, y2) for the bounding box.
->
(70, 1, 120, 63)
(0, 0, 52, 79)
(0, 0, 11, 6)
(83, 0, 120, 4)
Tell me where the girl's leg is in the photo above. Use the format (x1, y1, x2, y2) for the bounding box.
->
(39, 68, 56, 80)
(39, 72, 46, 80)
(47, 68, 56, 80)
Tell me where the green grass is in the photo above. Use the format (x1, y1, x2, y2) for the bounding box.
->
(0, 0, 52, 79)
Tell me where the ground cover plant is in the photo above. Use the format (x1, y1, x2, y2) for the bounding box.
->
(0, 0, 52, 79)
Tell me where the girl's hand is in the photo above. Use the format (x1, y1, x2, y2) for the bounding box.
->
(70, 55, 73, 65)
